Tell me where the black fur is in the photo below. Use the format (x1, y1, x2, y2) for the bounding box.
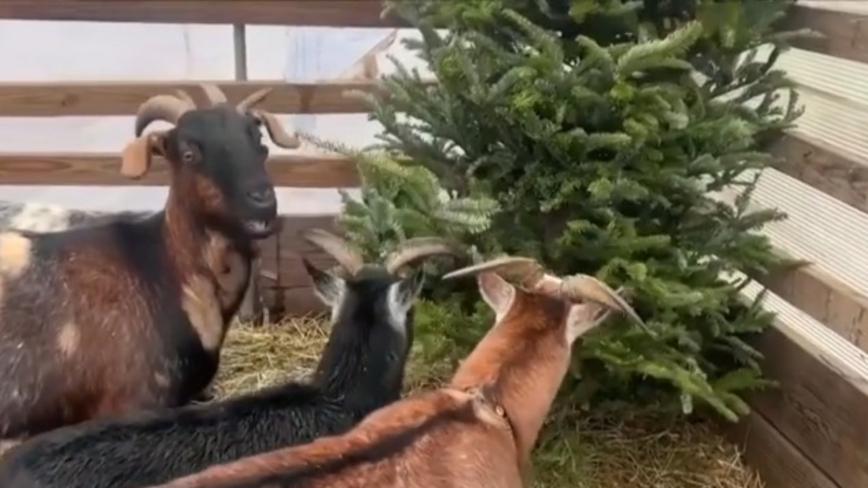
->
(0, 261, 419, 488)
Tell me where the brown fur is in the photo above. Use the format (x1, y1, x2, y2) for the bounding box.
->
(0, 127, 255, 440)
(142, 269, 621, 488)
(449, 287, 572, 466)
(147, 388, 521, 488)
(160, 168, 251, 353)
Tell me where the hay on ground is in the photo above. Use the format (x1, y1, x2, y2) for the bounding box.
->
(215, 319, 764, 488)
(214, 316, 329, 398)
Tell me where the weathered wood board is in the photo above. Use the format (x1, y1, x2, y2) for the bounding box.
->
(731, 281, 868, 488)
(0, 152, 359, 188)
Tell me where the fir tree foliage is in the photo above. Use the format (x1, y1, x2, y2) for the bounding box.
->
(300, 133, 499, 263)
(347, 0, 808, 421)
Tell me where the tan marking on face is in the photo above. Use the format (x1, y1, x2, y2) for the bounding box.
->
(57, 321, 80, 357)
(194, 175, 230, 218)
(180, 274, 226, 352)
(0, 232, 32, 278)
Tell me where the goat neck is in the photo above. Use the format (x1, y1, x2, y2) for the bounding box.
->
(163, 182, 252, 297)
(443, 257, 645, 466)
(450, 288, 572, 465)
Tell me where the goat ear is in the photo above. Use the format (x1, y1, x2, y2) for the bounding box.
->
(120, 132, 165, 179)
(477, 272, 515, 319)
(565, 301, 613, 345)
(303, 258, 344, 306)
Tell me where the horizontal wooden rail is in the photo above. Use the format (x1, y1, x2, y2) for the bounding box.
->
(769, 131, 868, 215)
(783, 4, 868, 64)
(755, 252, 868, 354)
(0, 152, 360, 187)
(725, 283, 868, 488)
(0, 81, 384, 117)
(727, 412, 836, 488)
(0, 1, 405, 27)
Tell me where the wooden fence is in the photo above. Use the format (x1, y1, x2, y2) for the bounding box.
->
(0, 2, 866, 487)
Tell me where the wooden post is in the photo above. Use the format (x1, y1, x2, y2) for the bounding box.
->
(232, 23, 264, 325)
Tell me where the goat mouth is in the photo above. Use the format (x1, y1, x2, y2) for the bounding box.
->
(242, 218, 277, 238)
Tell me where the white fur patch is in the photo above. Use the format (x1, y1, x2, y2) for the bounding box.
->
(8, 203, 71, 232)
(385, 282, 413, 336)
(312, 277, 346, 324)
(477, 273, 515, 325)
(565, 303, 610, 345)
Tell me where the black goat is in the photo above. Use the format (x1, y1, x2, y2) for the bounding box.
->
(0, 229, 461, 488)
(0, 83, 300, 440)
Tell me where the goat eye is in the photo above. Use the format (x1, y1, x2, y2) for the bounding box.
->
(182, 150, 195, 163)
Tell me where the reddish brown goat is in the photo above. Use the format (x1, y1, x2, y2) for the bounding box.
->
(0, 83, 299, 440)
(142, 256, 646, 488)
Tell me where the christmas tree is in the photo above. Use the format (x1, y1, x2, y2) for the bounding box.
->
(339, 0, 812, 421)
(302, 133, 497, 262)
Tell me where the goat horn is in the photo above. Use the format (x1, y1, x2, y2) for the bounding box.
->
(253, 110, 301, 149)
(200, 83, 228, 106)
(237, 87, 273, 112)
(384, 237, 464, 275)
(134, 94, 195, 137)
(560, 275, 648, 330)
(302, 229, 365, 276)
(442, 256, 546, 290)
(173, 89, 198, 108)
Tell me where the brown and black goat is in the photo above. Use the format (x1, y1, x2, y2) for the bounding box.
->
(0, 83, 300, 441)
(0, 230, 462, 488)
(141, 255, 647, 488)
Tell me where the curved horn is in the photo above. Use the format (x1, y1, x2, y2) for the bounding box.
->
(302, 228, 365, 276)
(442, 256, 546, 290)
(134, 94, 195, 137)
(560, 275, 648, 330)
(237, 87, 273, 112)
(384, 237, 464, 275)
(199, 83, 228, 106)
(173, 89, 198, 108)
(253, 110, 301, 149)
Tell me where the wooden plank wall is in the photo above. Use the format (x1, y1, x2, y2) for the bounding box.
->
(723, 3, 868, 488)
(259, 215, 341, 318)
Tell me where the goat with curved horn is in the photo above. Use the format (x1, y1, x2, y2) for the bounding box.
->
(384, 237, 464, 275)
(442, 256, 545, 290)
(236, 87, 273, 112)
(235, 87, 300, 149)
(134, 93, 196, 137)
(199, 83, 228, 106)
(560, 275, 646, 328)
(173, 89, 198, 108)
(302, 229, 365, 276)
(444, 255, 650, 332)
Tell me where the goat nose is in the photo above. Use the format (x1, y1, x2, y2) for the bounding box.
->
(247, 187, 276, 206)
